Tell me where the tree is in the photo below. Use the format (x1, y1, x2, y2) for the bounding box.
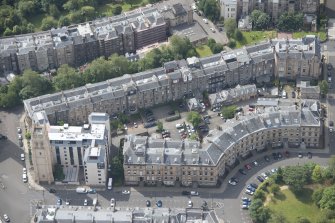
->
(187, 111, 202, 128)
(269, 213, 287, 223)
(221, 105, 237, 119)
(53, 64, 83, 90)
(198, 0, 220, 22)
(212, 43, 224, 54)
(169, 35, 195, 59)
(82, 57, 115, 83)
(250, 10, 270, 30)
(319, 186, 335, 210)
(269, 184, 280, 195)
(282, 166, 308, 192)
(112, 5, 122, 15)
(234, 29, 244, 41)
(224, 18, 237, 38)
(125, 0, 138, 7)
(18, 1, 36, 17)
(277, 13, 303, 32)
(48, 4, 60, 18)
(19, 69, 52, 100)
(58, 15, 71, 27)
(80, 6, 96, 21)
(157, 121, 164, 132)
(296, 217, 311, 223)
(254, 189, 266, 202)
(25, 131, 31, 140)
(312, 188, 324, 207)
(312, 165, 324, 183)
(249, 198, 271, 223)
(40, 16, 58, 31)
(319, 80, 329, 95)
(228, 40, 236, 48)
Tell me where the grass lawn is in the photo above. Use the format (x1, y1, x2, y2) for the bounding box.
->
(196, 45, 213, 58)
(236, 31, 277, 48)
(267, 188, 322, 223)
(293, 31, 327, 42)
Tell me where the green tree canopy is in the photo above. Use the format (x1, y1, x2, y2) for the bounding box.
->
(234, 29, 244, 41)
(198, 0, 220, 22)
(282, 166, 308, 192)
(312, 164, 324, 183)
(224, 18, 237, 38)
(40, 16, 58, 31)
(187, 111, 202, 128)
(112, 5, 122, 15)
(277, 12, 303, 32)
(249, 198, 271, 223)
(221, 105, 237, 119)
(53, 64, 83, 91)
(250, 10, 270, 30)
(319, 186, 335, 210)
(319, 80, 329, 95)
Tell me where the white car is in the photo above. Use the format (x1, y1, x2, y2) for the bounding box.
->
(3, 214, 10, 222)
(134, 122, 138, 128)
(17, 128, 22, 134)
(190, 191, 199, 196)
(245, 189, 254, 195)
(84, 199, 88, 206)
(261, 173, 268, 180)
(65, 200, 70, 205)
(188, 200, 193, 208)
(210, 27, 215, 33)
(122, 190, 130, 195)
(228, 179, 237, 186)
(21, 153, 25, 161)
(23, 167, 27, 174)
(124, 124, 128, 130)
(203, 18, 208, 24)
(18, 134, 22, 140)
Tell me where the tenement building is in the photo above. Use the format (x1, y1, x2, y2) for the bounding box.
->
(0, 2, 194, 75)
(24, 36, 321, 126)
(29, 112, 111, 185)
(123, 100, 321, 187)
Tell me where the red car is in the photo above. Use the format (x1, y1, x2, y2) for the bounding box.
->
(248, 108, 254, 112)
(244, 163, 252, 170)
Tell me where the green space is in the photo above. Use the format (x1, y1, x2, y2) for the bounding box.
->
(195, 45, 213, 58)
(236, 31, 277, 48)
(267, 188, 322, 223)
(293, 31, 327, 42)
(96, 0, 148, 17)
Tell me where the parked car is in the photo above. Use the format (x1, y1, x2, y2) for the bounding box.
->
(245, 163, 252, 170)
(188, 200, 193, 208)
(292, 91, 296, 98)
(298, 152, 303, 158)
(307, 152, 312, 159)
(271, 168, 278, 174)
(133, 122, 138, 128)
(56, 198, 62, 206)
(84, 199, 88, 206)
(228, 178, 237, 186)
(17, 127, 22, 134)
(257, 176, 264, 182)
(203, 18, 208, 24)
(250, 183, 258, 189)
(190, 191, 199, 196)
(241, 204, 249, 209)
(156, 200, 162, 207)
(246, 185, 256, 192)
(239, 168, 246, 175)
(264, 155, 270, 162)
(49, 188, 56, 193)
(245, 189, 254, 195)
(3, 214, 10, 222)
(122, 190, 130, 195)
(110, 198, 115, 207)
(242, 197, 252, 202)
(277, 152, 283, 159)
(146, 200, 151, 207)
(20, 153, 25, 161)
(252, 160, 259, 166)
(87, 188, 96, 194)
(0, 134, 7, 140)
(182, 191, 190, 196)
(18, 134, 22, 140)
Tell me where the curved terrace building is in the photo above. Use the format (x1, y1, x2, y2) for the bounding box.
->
(123, 101, 321, 187)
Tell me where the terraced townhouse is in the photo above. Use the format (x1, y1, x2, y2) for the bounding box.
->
(0, 3, 192, 75)
(123, 100, 321, 187)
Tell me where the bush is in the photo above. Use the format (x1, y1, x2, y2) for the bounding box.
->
(254, 189, 266, 202)
(112, 5, 122, 15)
(228, 40, 236, 48)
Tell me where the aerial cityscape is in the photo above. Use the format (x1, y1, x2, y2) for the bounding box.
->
(0, 0, 335, 222)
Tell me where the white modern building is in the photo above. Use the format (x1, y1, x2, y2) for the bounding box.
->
(83, 146, 107, 185)
(220, 0, 238, 20)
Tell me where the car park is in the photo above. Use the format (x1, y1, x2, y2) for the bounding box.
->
(257, 176, 264, 182)
(239, 168, 246, 175)
(146, 200, 151, 207)
(156, 200, 162, 207)
(3, 214, 10, 222)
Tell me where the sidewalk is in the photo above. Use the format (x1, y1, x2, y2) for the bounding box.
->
(20, 113, 45, 191)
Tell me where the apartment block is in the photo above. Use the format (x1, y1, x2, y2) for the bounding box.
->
(220, 0, 238, 20)
(24, 36, 321, 126)
(123, 100, 321, 187)
(29, 112, 110, 185)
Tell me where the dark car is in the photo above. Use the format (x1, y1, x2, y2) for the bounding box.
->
(328, 64, 332, 71)
(330, 121, 334, 127)
(182, 191, 190, 196)
(0, 134, 7, 140)
(257, 176, 264, 183)
(307, 152, 312, 159)
(292, 91, 296, 98)
(264, 155, 270, 162)
(250, 183, 258, 189)
(272, 152, 278, 160)
(239, 168, 247, 175)
(156, 200, 162, 207)
(49, 188, 56, 193)
(168, 111, 175, 115)
(146, 200, 151, 207)
(249, 104, 256, 108)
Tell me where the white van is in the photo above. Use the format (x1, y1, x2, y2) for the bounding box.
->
(22, 173, 27, 183)
(76, 187, 87, 194)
